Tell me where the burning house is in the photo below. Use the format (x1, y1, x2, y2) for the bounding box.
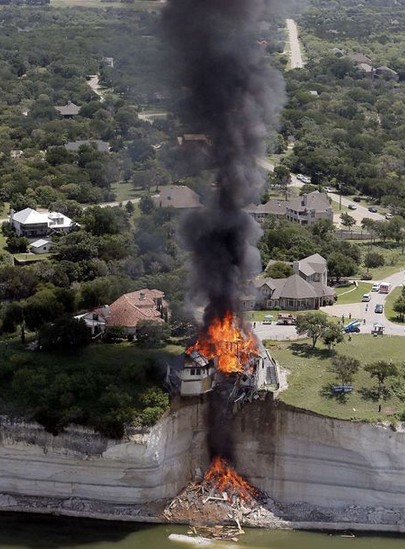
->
(179, 313, 279, 402)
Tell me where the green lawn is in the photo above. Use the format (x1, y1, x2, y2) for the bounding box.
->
(111, 182, 142, 203)
(335, 282, 372, 304)
(270, 336, 405, 422)
(385, 286, 403, 323)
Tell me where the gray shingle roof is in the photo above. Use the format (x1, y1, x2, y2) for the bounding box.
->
(154, 185, 203, 209)
(55, 102, 80, 116)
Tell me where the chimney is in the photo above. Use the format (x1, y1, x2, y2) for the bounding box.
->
(293, 260, 300, 274)
(139, 291, 145, 301)
(301, 194, 307, 207)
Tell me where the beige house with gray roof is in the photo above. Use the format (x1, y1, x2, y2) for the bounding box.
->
(253, 253, 335, 311)
(246, 192, 332, 226)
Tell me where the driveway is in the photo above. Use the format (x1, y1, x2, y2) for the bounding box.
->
(321, 269, 405, 336)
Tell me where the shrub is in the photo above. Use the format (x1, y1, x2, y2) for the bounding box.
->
(364, 252, 384, 269)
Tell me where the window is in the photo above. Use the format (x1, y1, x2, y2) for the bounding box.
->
(190, 368, 195, 376)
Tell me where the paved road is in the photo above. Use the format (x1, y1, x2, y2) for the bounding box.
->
(329, 192, 384, 224)
(286, 19, 304, 69)
(253, 269, 405, 341)
(322, 269, 405, 336)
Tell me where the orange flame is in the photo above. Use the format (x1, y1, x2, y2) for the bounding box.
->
(203, 456, 259, 502)
(187, 311, 258, 373)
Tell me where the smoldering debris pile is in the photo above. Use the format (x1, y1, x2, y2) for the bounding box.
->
(162, 478, 281, 533)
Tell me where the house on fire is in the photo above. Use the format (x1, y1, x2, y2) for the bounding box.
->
(179, 342, 279, 400)
(252, 254, 335, 311)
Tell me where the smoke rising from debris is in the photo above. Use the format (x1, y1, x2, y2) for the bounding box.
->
(163, 0, 288, 326)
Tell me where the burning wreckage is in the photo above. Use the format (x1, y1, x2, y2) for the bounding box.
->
(177, 312, 279, 404)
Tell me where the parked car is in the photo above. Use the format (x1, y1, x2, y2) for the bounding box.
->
(348, 204, 357, 210)
(323, 186, 334, 192)
(385, 213, 393, 220)
(368, 207, 378, 213)
(361, 293, 371, 302)
(353, 196, 361, 202)
(374, 304, 384, 314)
(296, 174, 311, 184)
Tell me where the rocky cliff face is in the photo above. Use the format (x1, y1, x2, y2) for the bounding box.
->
(233, 400, 405, 509)
(1, 398, 405, 520)
(0, 399, 209, 507)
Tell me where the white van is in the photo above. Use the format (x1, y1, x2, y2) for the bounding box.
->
(361, 293, 371, 302)
(371, 282, 380, 292)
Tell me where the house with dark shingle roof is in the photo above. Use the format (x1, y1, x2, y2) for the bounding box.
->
(253, 254, 335, 311)
(244, 200, 288, 223)
(55, 101, 81, 118)
(154, 185, 203, 209)
(64, 140, 110, 153)
(285, 192, 333, 226)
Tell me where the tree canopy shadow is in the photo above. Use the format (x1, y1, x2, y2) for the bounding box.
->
(290, 342, 334, 360)
(359, 386, 391, 402)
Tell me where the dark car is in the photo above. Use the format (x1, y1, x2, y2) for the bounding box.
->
(375, 304, 384, 314)
(344, 326, 360, 333)
(353, 196, 361, 202)
(368, 207, 378, 213)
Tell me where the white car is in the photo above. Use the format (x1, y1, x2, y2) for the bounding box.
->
(371, 282, 380, 292)
(296, 174, 311, 184)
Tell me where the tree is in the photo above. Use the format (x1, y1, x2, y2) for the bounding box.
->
(39, 316, 91, 351)
(321, 321, 344, 351)
(327, 252, 357, 282)
(139, 194, 155, 215)
(272, 165, 292, 199)
(295, 311, 329, 349)
(364, 361, 399, 398)
(330, 355, 360, 386)
(364, 252, 384, 269)
(393, 294, 405, 322)
(340, 212, 356, 230)
(6, 235, 29, 253)
(136, 320, 170, 348)
(265, 261, 293, 279)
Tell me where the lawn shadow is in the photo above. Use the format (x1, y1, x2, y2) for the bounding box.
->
(320, 383, 349, 404)
(290, 342, 333, 360)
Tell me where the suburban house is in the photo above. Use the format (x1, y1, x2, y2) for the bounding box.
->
(244, 200, 288, 224)
(55, 101, 81, 118)
(78, 289, 169, 338)
(9, 208, 76, 237)
(245, 192, 332, 226)
(253, 254, 335, 311)
(285, 192, 333, 226)
(64, 140, 110, 153)
(29, 238, 53, 254)
(154, 185, 203, 209)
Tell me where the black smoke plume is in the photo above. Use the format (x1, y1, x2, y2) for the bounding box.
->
(163, 0, 287, 327)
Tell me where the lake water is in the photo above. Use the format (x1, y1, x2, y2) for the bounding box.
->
(0, 514, 404, 549)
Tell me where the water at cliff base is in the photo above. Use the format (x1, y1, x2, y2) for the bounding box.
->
(0, 514, 404, 549)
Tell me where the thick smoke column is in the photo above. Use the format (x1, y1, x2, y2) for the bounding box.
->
(163, 0, 286, 326)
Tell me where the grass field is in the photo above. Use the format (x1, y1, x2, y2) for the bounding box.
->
(270, 335, 405, 422)
(335, 282, 372, 304)
(385, 286, 403, 323)
(111, 182, 142, 203)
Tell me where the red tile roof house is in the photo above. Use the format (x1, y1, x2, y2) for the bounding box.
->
(105, 289, 169, 337)
(77, 290, 169, 338)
